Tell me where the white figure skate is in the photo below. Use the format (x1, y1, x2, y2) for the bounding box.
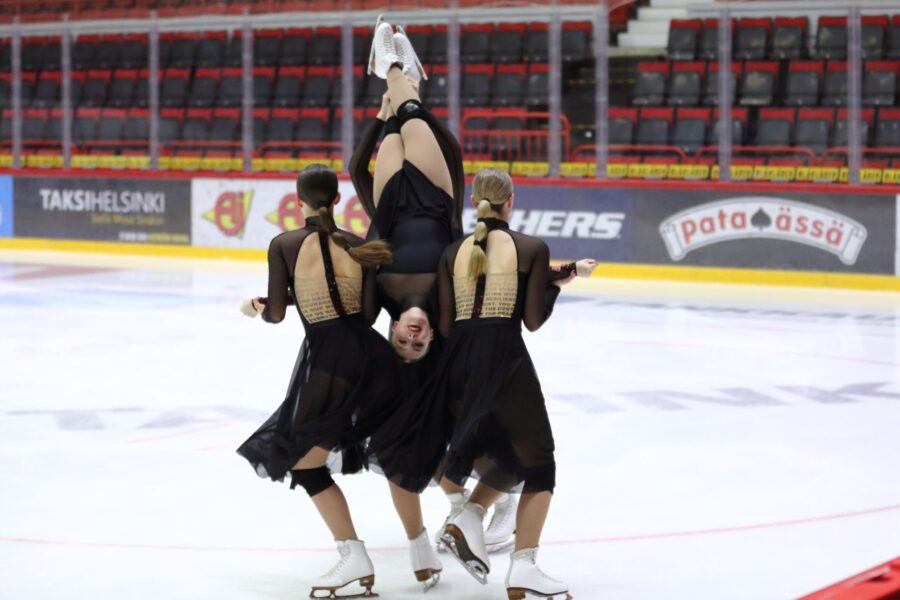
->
(409, 529, 442, 591)
(367, 16, 401, 79)
(310, 539, 378, 599)
(505, 546, 571, 600)
(485, 493, 517, 553)
(435, 490, 470, 552)
(440, 502, 491, 584)
(393, 25, 427, 82)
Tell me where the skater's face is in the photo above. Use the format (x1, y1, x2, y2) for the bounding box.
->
(391, 307, 434, 361)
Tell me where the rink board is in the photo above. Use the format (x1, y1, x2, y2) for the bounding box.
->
(0, 170, 898, 288)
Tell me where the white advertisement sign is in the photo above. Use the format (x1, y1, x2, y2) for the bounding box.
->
(659, 197, 868, 265)
(191, 178, 369, 249)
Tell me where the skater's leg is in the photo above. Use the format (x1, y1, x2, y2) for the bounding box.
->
(389, 481, 425, 539)
(373, 91, 403, 207)
(386, 66, 453, 198)
(439, 476, 466, 496)
(469, 481, 505, 510)
(293, 447, 358, 541)
(513, 491, 551, 550)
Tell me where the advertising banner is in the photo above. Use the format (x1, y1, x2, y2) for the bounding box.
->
(0, 176, 12, 238)
(462, 184, 632, 261)
(14, 177, 191, 244)
(631, 190, 896, 275)
(191, 178, 370, 249)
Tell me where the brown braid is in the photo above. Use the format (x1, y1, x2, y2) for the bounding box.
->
(317, 206, 392, 268)
(297, 164, 392, 269)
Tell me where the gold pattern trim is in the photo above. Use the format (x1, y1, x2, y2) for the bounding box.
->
(295, 275, 362, 323)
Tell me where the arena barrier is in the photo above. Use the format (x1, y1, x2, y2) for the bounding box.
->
(1, 169, 898, 291)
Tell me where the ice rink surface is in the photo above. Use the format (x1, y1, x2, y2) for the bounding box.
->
(1, 250, 899, 600)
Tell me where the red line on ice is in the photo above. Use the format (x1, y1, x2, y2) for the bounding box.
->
(2, 503, 898, 554)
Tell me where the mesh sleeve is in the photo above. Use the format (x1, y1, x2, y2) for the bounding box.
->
(522, 240, 560, 332)
(349, 118, 384, 221)
(437, 247, 457, 338)
(261, 236, 291, 324)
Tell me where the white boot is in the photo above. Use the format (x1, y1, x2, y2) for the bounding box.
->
(505, 547, 571, 600)
(393, 25, 427, 82)
(441, 502, 490, 584)
(435, 490, 470, 552)
(367, 16, 401, 79)
(409, 528, 442, 591)
(310, 539, 377, 599)
(485, 493, 517, 553)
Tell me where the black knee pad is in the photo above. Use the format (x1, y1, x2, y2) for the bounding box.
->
(290, 466, 335, 497)
(384, 116, 401, 136)
(395, 99, 427, 127)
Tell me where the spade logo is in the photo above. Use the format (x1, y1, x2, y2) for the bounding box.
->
(751, 208, 772, 229)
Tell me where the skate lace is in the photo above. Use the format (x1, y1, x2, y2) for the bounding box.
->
(487, 502, 512, 532)
(322, 545, 352, 578)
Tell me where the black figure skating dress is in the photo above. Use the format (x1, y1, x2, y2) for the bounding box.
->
(349, 114, 464, 327)
(236, 218, 397, 483)
(373, 218, 562, 494)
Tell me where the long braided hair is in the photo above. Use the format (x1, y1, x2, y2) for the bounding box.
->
(296, 164, 392, 268)
(467, 168, 513, 281)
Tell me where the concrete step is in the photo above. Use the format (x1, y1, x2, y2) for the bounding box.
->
(649, 0, 696, 7)
(627, 20, 670, 35)
(637, 6, 689, 21)
(618, 31, 669, 48)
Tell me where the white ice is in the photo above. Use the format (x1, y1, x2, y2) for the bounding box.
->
(1, 250, 899, 600)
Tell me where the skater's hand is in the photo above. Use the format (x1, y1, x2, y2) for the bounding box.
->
(406, 75, 420, 95)
(377, 92, 391, 121)
(240, 297, 264, 318)
(576, 259, 598, 277)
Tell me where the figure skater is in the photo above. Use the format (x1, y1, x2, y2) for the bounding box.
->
(379, 167, 594, 598)
(237, 164, 396, 599)
(350, 16, 464, 364)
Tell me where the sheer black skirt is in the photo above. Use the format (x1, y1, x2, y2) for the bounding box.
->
(370, 319, 556, 494)
(237, 315, 396, 485)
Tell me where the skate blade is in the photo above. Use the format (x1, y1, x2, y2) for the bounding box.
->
(440, 527, 489, 585)
(486, 537, 516, 554)
(310, 574, 378, 599)
(507, 589, 572, 600)
(414, 569, 441, 592)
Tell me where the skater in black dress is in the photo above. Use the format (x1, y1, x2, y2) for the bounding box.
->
(349, 41, 463, 364)
(349, 18, 468, 589)
(236, 164, 395, 598)
(376, 168, 594, 597)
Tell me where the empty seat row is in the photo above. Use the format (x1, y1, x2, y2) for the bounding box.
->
(0, 20, 593, 74)
(0, 28, 354, 72)
(668, 15, 900, 62)
(632, 60, 900, 108)
(0, 62, 555, 113)
(0, 107, 349, 155)
(608, 106, 900, 158)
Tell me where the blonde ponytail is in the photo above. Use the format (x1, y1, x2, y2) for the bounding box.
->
(467, 199, 492, 280)
(317, 206, 392, 269)
(467, 168, 514, 281)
